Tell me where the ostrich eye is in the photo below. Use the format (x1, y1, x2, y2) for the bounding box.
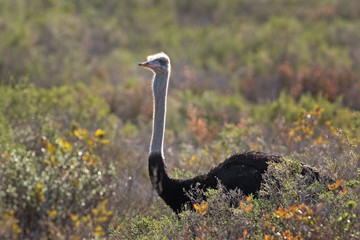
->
(158, 59, 165, 65)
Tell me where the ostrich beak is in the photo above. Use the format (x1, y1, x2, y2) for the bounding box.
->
(138, 61, 158, 69)
(138, 61, 147, 66)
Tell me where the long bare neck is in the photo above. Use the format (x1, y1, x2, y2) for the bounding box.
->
(150, 71, 169, 156)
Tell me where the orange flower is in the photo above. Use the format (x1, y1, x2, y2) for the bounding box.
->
(193, 202, 208, 215)
(264, 234, 274, 240)
(328, 179, 344, 191)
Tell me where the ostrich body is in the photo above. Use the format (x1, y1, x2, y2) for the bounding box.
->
(139, 52, 315, 213)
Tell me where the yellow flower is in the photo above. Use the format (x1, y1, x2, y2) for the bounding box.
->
(83, 153, 90, 161)
(71, 214, 78, 221)
(87, 139, 94, 147)
(95, 129, 106, 138)
(50, 156, 56, 165)
(87, 159, 97, 166)
(92, 208, 99, 215)
(47, 143, 56, 155)
(82, 215, 90, 223)
(100, 139, 110, 144)
(2, 152, 10, 158)
(288, 129, 295, 137)
(47, 209, 57, 218)
(265, 220, 271, 228)
(57, 138, 72, 152)
(96, 216, 108, 223)
(314, 136, 323, 145)
(93, 225, 105, 237)
(74, 128, 88, 139)
(264, 234, 274, 240)
(36, 183, 43, 191)
(70, 215, 81, 227)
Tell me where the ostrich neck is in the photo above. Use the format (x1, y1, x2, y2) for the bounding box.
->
(150, 71, 169, 156)
(148, 71, 174, 197)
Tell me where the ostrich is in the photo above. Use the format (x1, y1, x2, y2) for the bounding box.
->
(139, 52, 317, 213)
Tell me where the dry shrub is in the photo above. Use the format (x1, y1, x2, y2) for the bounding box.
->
(103, 81, 153, 121)
(288, 65, 360, 111)
(293, 66, 356, 101)
(278, 61, 294, 92)
(298, 130, 360, 181)
(307, 4, 337, 20)
(241, 63, 360, 110)
(172, 63, 218, 95)
(241, 74, 281, 102)
(0, 208, 21, 239)
(187, 105, 218, 144)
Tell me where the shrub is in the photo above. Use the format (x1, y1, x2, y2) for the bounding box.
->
(0, 127, 116, 238)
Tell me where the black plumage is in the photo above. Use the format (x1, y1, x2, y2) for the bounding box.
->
(149, 151, 283, 213)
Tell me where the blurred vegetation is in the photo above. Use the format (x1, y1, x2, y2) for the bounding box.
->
(0, 0, 360, 239)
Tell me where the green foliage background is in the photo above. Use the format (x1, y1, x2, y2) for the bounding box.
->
(0, 0, 360, 239)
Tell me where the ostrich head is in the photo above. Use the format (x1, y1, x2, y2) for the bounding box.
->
(138, 52, 171, 156)
(138, 52, 171, 74)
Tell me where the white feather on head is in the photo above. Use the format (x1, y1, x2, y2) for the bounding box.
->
(147, 52, 170, 62)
